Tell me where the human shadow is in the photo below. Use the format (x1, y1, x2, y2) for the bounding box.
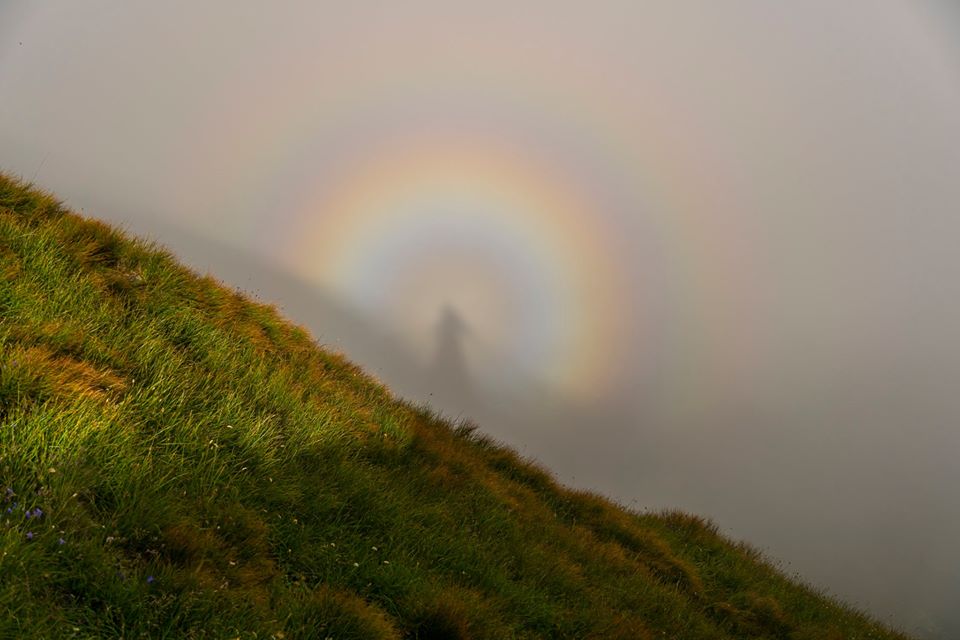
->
(420, 304, 475, 412)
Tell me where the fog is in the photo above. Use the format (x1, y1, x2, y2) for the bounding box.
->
(2, 2, 960, 636)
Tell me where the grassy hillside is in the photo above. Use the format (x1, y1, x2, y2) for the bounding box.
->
(0, 173, 908, 639)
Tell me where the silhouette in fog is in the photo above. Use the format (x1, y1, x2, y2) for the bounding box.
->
(427, 305, 474, 411)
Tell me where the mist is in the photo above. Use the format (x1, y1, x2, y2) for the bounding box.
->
(2, 2, 960, 636)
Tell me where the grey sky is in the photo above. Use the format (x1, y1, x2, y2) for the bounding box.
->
(2, 2, 959, 636)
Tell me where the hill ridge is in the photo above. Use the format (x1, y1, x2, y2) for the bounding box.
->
(0, 173, 908, 639)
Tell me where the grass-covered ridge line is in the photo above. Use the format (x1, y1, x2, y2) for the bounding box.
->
(0, 173, 908, 639)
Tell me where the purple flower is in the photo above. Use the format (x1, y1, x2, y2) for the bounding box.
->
(25, 532, 33, 540)
(58, 537, 66, 545)
(146, 575, 155, 584)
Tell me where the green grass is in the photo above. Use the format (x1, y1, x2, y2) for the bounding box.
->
(0, 173, 910, 639)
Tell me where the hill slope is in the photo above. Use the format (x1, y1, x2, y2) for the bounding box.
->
(0, 174, 908, 639)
